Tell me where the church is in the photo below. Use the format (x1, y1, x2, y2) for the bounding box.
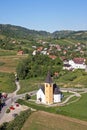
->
(36, 72, 62, 105)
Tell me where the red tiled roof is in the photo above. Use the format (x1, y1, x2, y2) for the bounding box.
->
(49, 55, 57, 60)
(60, 56, 67, 61)
(17, 50, 24, 55)
(73, 58, 85, 64)
(37, 47, 43, 52)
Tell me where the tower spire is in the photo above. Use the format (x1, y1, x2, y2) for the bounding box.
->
(45, 71, 53, 83)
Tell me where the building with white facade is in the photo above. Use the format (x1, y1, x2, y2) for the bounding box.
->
(63, 58, 86, 70)
(36, 72, 62, 105)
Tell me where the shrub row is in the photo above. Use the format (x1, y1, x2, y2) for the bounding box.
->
(0, 109, 31, 130)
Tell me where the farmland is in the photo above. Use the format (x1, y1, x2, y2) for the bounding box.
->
(0, 53, 28, 73)
(0, 72, 16, 93)
(21, 111, 87, 130)
(0, 50, 28, 92)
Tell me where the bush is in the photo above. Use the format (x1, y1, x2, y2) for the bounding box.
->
(25, 94, 31, 100)
(0, 122, 9, 130)
(6, 109, 10, 113)
(5, 109, 31, 130)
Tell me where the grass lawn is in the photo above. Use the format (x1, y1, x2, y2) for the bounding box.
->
(61, 92, 76, 102)
(18, 77, 44, 94)
(18, 93, 87, 121)
(56, 93, 87, 121)
(0, 49, 16, 56)
(57, 70, 87, 88)
(18, 70, 87, 95)
(31, 95, 36, 100)
(0, 72, 16, 93)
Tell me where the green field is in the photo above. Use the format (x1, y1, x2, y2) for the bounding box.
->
(0, 52, 28, 93)
(0, 49, 16, 56)
(0, 72, 16, 93)
(57, 70, 87, 88)
(0, 54, 28, 73)
(18, 93, 87, 121)
(18, 77, 44, 94)
(56, 93, 87, 121)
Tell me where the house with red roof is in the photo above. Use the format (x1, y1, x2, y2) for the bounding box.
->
(69, 58, 86, 70)
(17, 50, 24, 55)
(49, 55, 57, 60)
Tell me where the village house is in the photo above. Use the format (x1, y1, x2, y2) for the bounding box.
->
(69, 58, 86, 69)
(36, 72, 62, 105)
(37, 46, 43, 52)
(56, 45, 61, 51)
(32, 50, 37, 55)
(17, 50, 24, 55)
(63, 64, 72, 70)
(49, 55, 57, 60)
(63, 58, 86, 70)
(63, 50, 67, 55)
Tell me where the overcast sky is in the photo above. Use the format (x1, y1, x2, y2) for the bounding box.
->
(0, 0, 87, 32)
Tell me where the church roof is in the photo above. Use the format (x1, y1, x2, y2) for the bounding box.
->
(53, 83, 61, 94)
(40, 85, 45, 94)
(39, 83, 61, 95)
(45, 72, 53, 83)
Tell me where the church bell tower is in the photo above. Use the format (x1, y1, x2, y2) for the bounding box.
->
(44, 72, 53, 104)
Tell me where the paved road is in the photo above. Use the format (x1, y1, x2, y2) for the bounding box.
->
(0, 98, 11, 120)
(0, 81, 37, 120)
(0, 81, 19, 120)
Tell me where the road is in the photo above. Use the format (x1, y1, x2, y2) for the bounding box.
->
(0, 81, 37, 120)
(0, 81, 20, 120)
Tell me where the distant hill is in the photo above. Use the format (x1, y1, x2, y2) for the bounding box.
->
(0, 24, 87, 52)
(0, 24, 51, 40)
(52, 30, 87, 40)
(0, 24, 87, 40)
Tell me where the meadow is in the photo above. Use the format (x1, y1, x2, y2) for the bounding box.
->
(18, 77, 44, 94)
(0, 51, 27, 93)
(0, 53, 28, 73)
(0, 72, 16, 93)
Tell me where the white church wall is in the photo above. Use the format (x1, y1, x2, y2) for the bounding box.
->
(36, 89, 46, 103)
(69, 60, 86, 69)
(54, 94, 61, 103)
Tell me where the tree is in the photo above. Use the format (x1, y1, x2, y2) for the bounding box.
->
(25, 94, 31, 100)
(16, 54, 63, 79)
(16, 59, 29, 79)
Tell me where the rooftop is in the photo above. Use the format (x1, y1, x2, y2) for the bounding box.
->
(45, 72, 53, 83)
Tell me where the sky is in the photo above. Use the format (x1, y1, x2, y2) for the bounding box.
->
(0, 0, 87, 32)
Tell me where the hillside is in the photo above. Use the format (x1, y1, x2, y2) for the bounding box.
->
(0, 24, 50, 40)
(0, 24, 87, 54)
(0, 24, 87, 41)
